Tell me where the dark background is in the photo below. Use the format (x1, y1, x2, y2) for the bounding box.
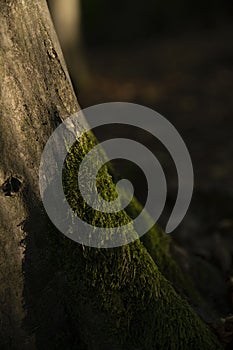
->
(50, 0, 233, 326)
(82, 0, 233, 45)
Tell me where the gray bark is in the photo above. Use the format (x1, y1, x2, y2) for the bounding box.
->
(0, 0, 79, 348)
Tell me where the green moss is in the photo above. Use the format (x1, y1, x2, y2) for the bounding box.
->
(45, 131, 222, 349)
(128, 199, 202, 300)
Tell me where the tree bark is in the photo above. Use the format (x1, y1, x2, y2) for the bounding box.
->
(0, 1, 222, 349)
(0, 0, 79, 348)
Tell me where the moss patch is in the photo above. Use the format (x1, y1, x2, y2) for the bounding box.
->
(43, 131, 223, 349)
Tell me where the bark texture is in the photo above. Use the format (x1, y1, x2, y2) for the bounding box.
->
(0, 1, 222, 349)
(0, 0, 79, 348)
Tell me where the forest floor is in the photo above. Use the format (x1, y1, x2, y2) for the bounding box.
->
(75, 24, 233, 345)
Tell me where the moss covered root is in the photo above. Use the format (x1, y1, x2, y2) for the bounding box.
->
(46, 132, 223, 349)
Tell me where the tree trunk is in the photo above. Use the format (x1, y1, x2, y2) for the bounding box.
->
(47, 0, 90, 90)
(0, 1, 222, 349)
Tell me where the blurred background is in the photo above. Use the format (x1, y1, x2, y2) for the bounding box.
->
(48, 0, 233, 334)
